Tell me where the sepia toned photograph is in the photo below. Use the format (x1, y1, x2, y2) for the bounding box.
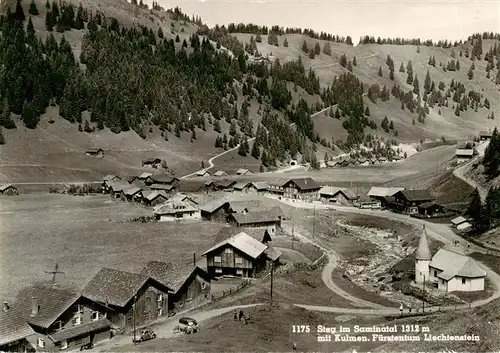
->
(0, 0, 499, 352)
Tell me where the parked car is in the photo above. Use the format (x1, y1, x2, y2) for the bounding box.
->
(174, 317, 199, 334)
(80, 342, 94, 351)
(132, 329, 157, 343)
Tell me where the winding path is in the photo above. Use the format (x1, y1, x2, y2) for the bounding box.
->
(453, 140, 490, 201)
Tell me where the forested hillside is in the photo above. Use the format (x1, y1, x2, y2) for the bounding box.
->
(0, 0, 499, 176)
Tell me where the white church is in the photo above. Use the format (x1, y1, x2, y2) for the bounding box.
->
(415, 225, 487, 292)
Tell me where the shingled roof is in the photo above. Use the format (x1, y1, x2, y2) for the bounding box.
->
(140, 261, 210, 293)
(202, 232, 268, 259)
(0, 304, 35, 346)
(415, 226, 431, 260)
(230, 208, 282, 225)
(283, 178, 320, 191)
(430, 246, 487, 280)
(397, 189, 434, 202)
(149, 174, 177, 183)
(227, 199, 264, 213)
(82, 268, 154, 308)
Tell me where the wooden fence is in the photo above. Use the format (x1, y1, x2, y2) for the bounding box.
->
(211, 279, 252, 301)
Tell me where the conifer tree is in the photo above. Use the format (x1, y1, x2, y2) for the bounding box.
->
(182, 39, 187, 47)
(238, 140, 247, 156)
(322, 42, 331, 55)
(29, 0, 39, 15)
(378, 67, 383, 77)
(26, 16, 35, 43)
(283, 37, 288, 47)
(301, 40, 308, 53)
(0, 128, 4, 145)
(158, 26, 163, 38)
(413, 75, 420, 95)
(191, 128, 196, 141)
(454, 105, 460, 116)
(424, 70, 431, 93)
(15, 0, 26, 21)
(389, 69, 394, 81)
(251, 141, 260, 159)
(399, 62, 405, 73)
(45, 10, 53, 31)
(466, 188, 483, 224)
(0, 98, 16, 129)
(314, 42, 320, 55)
(406, 61, 413, 84)
(352, 56, 357, 66)
(175, 34, 180, 42)
(347, 60, 353, 72)
(468, 65, 474, 79)
(364, 106, 370, 116)
(45, 0, 50, 9)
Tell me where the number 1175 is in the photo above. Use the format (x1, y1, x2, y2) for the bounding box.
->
(292, 325, 310, 333)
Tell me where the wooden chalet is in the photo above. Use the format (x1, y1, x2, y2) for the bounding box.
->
(140, 261, 212, 314)
(142, 158, 162, 168)
(3, 285, 111, 352)
(0, 300, 35, 353)
(150, 184, 176, 193)
(145, 174, 179, 186)
(282, 178, 321, 201)
(205, 180, 236, 192)
(226, 200, 264, 214)
(249, 182, 269, 194)
(319, 186, 358, 205)
(202, 232, 278, 278)
(417, 201, 447, 217)
(154, 202, 201, 222)
(199, 198, 229, 221)
(236, 169, 253, 176)
(367, 187, 405, 208)
(143, 191, 168, 207)
(85, 148, 103, 157)
(391, 189, 435, 214)
(455, 149, 474, 164)
(196, 170, 211, 177)
(103, 175, 121, 183)
(213, 171, 229, 177)
(227, 208, 283, 235)
(0, 184, 18, 195)
(121, 187, 143, 202)
(81, 268, 172, 332)
(479, 130, 493, 141)
(138, 172, 153, 180)
(232, 182, 252, 193)
(108, 182, 129, 198)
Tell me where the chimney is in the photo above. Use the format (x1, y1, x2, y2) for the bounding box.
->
(3, 302, 9, 312)
(31, 297, 39, 316)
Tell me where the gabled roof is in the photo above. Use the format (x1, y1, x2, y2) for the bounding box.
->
(139, 172, 153, 179)
(169, 192, 197, 204)
(214, 227, 273, 244)
(50, 319, 111, 342)
(86, 148, 103, 153)
(143, 190, 168, 202)
(154, 202, 199, 215)
(283, 178, 321, 191)
(319, 186, 357, 200)
(17, 285, 80, 329)
(202, 232, 268, 259)
(124, 187, 143, 196)
(216, 180, 237, 188)
(213, 171, 228, 176)
(236, 168, 252, 175)
(0, 184, 16, 191)
(367, 187, 405, 198)
(82, 268, 152, 308)
(430, 246, 486, 279)
(251, 182, 269, 190)
(196, 170, 211, 176)
(143, 158, 161, 164)
(397, 189, 434, 202)
(199, 198, 228, 213)
(227, 199, 264, 213)
(126, 175, 139, 183)
(140, 261, 210, 293)
(230, 207, 283, 225)
(264, 247, 282, 261)
(103, 175, 120, 182)
(0, 304, 35, 346)
(108, 182, 129, 193)
(233, 182, 251, 190)
(417, 201, 441, 209)
(415, 226, 431, 260)
(479, 130, 493, 137)
(149, 174, 178, 183)
(150, 184, 175, 191)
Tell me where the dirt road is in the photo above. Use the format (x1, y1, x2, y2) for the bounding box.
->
(453, 141, 490, 201)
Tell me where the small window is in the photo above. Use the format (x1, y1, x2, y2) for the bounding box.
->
(201, 282, 206, 290)
(75, 304, 84, 314)
(236, 269, 243, 275)
(235, 256, 243, 265)
(127, 317, 133, 326)
(144, 313, 150, 322)
(214, 256, 222, 263)
(37, 338, 45, 348)
(462, 278, 466, 284)
(72, 315, 82, 326)
(434, 270, 437, 277)
(224, 248, 233, 254)
(157, 293, 163, 302)
(215, 268, 222, 274)
(60, 340, 68, 350)
(91, 311, 99, 321)
(157, 307, 163, 317)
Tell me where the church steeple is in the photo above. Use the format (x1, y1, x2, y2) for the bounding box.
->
(415, 224, 431, 260)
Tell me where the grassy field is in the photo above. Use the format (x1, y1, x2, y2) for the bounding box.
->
(0, 194, 227, 302)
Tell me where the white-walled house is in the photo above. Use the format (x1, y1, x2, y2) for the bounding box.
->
(428, 245, 486, 292)
(154, 202, 201, 222)
(415, 229, 487, 292)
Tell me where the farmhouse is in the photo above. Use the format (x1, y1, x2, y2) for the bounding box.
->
(199, 198, 229, 221)
(202, 232, 274, 278)
(282, 178, 321, 201)
(150, 184, 176, 193)
(0, 184, 18, 195)
(227, 199, 264, 214)
(417, 201, 447, 217)
(122, 187, 143, 202)
(140, 261, 212, 313)
(213, 171, 229, 177)
(319, 186, 358, 205)
(451, 216, 469, 228)
(138, 172, 153, 180)
(145, 174, 179, 186)
(85, 148, 103, 157)
(214, 227, 275, 246)
(267, 182, 285, 197)
(236, 169, 252, 176)
(0, 301, 35, 353)
(205, 180, 236, 192)
(326, 160, 338, 168)
(428, 244, 487, 292)
(82, 268, 172, 332)
(367, 187, 405, 208)
(103, 175, 121, 182)
(154, 202, 201, 222)
(455, 149, 474, 164)
(354, 194, 381, 209)
(232, 182, 252, 193)
(8, 285, 111, 352)
(457, 222, 472, 231)
(142, 158, 162, 168)
(126, 175, 139, 184)
(143, 191, 168, 207)
(227, 207, 283, 235)
(108, 182, 129, 198)
(196, 170, 211, 177)
(392, 189, 435, 214)
(479, 130, 493, 141)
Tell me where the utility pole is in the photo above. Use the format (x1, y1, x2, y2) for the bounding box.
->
(422, 275, 425, 313)
(270, 262, 274, 304)
(312, 206, 316, 239)
(292, 218, 295, 250)
(133, 295, 137, 344)
(193, 253, 196, 267)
